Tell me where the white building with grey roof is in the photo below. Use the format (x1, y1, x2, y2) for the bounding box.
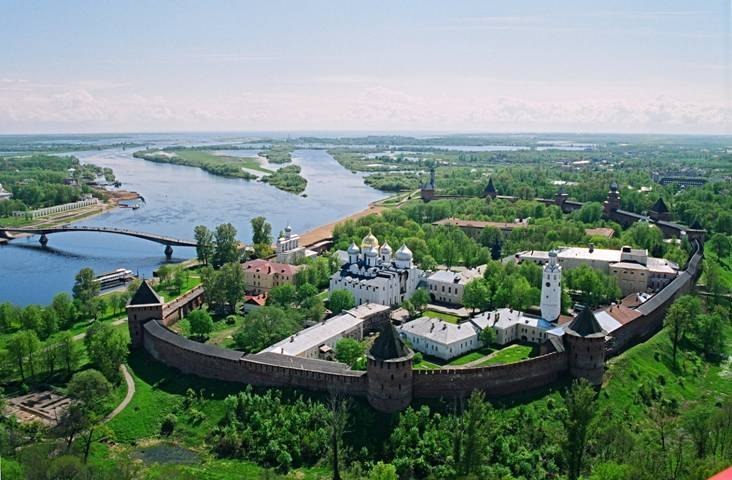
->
(398, 316, 481, 360)
(423, 265, 485, 305)
(263, 303, 390, 359)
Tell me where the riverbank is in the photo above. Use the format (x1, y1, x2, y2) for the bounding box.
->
(298, 190, 416, 247)
(0, 188, 142, 235)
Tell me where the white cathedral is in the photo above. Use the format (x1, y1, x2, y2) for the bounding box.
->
(329, 230, 425, 307)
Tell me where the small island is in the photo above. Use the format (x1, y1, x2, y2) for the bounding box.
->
(133, 147, 307, 194)
(261, 164, 308, 194)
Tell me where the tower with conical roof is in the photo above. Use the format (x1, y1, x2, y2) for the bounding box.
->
(648, 197, 671, 221)
(484, 177, 497, 199)
(564, 306, 606, 385)
(127, 280, 165, 349)
(366, 323, 414, 413)
(603, 181, 621, 217)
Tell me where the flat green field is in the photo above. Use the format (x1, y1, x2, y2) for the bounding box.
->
(447, 346, 496, 366)
(422, 309, 461, 324)
(479, 344, 535, 366)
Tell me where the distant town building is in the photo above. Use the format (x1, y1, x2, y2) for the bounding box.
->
(516, 245, 678, 296)
(329, 231, 424, 306)
(275, 225, 317, 264)
(242, 259, 301, 295)
(423, 265, 485, 305)
(263, 303, 390, 359)
(0, 183, 12, 201)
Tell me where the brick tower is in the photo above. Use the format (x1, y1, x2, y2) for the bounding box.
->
(564, 306, 606, 385)
(603, 181, 621, 217)
(366, 323, 414, 413)
(126, 280, 165, 349)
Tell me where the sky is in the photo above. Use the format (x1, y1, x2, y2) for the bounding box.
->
(0, 0, 730, 135)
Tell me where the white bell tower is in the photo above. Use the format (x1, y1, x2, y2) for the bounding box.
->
(540, 250, 562, 321)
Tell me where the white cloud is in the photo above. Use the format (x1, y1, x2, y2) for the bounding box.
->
(0, 78, 728, 134)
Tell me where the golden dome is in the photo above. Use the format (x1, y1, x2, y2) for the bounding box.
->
(361, 229, 379, 250)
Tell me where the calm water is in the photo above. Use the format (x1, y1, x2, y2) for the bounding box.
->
(0, 146, 384, 306)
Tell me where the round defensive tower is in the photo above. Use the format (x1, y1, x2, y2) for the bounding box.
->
(367, 323, 414, 413)
(564, 306, 607, 386)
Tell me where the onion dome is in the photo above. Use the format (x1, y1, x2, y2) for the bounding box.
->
(395, 244, 413, 261)
(347, 241, 360, 255)
(285, 225, 292, 233)
(380, 241, 393, 255)
(364, 246, 378, 257)
(610, 181, 618, 192)
(361, 229, 380, 250)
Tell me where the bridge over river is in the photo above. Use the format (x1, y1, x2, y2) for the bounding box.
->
(0, 225, 197, 258)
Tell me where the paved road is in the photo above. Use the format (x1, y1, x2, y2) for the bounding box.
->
(72, 317, 127, 341)
(104, 364, 135, 423)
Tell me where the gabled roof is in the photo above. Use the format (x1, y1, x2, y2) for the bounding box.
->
(128, 280, 163, 306)
(565, 307, 606, 338)
(485, 177, 497, 194)
(370, 323, 410, 360)
(650, 197, 669, 213)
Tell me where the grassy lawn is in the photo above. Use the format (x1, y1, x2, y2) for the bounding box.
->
(479, 344, 535, 366)
(107, 350, 243, 444)
(171, 313, 243, 348)
(447, 346, 496, 366)
(600, 322, 732, 418)
(700, 249, 732, 291)
(413, 359, 442, 370)
(155, 272, 202, 302)
(422, 309, 461, 324)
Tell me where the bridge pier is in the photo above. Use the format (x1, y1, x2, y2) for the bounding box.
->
(39, 234, 48, 247)
(164, 245, 173, 259)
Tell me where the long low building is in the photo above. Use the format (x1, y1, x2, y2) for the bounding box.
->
(471, 308, 555, 345)
(263, 303, 390, 359)
(516, 245, 678, 296)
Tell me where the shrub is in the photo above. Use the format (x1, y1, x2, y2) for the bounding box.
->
(161, 414, 177, 436)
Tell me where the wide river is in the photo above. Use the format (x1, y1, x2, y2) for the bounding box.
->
(0, 147, 384, 306)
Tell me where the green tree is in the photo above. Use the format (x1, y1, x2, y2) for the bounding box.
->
(0, 302, 21, 332)
(410, 288, 430, 312)
(233, 306, 301, 353)
(368, 462, 398, 480)
(21, 305, 43, 334)
(563, 379, 597, 480)
(457, 391, 490, 476)
(707, 233, 731, 259)
(479, 326, 496, 346)
(213, 223, 239, 268)
(296, 283, 318, 302)
(51, 293, 77, 329)
(65, 369, 111, 463)
(251, 216, 273, 246)
(84, 322, 128, 382)
(188, 309, 214, 340)
(194, 224, 214, 265)
(72, 267, 100, 319)
(268, 284, 298, 307)
(664, 295, 701, 365)
(329, 289, 355, 314)
(57, 331, 81, 376)
(157, 264, 173, 286)
(334, 338, 364, 367)
(463, 278, 491, 313)
(6, 330, 40, 382)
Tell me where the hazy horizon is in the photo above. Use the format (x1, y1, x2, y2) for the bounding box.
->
(2, 0, 730, 135)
